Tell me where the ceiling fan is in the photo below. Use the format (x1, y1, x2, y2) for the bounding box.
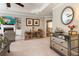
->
(6, 3, 24, 8)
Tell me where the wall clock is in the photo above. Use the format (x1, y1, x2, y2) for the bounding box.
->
(61, 7, 74, 25)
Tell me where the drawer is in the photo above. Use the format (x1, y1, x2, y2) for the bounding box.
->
(59, 46, 68, 55)
(59, 40, 68, 48)
(51, 38, 68, 48)
(51, 42, 56, 48)
(51, 42, 59, 50)
(53, 43, 68, 55)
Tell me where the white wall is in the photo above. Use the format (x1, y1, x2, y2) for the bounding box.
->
(18, 16, 52, 39)
(0, 12, 47, 39)
(0, 6, 53, 39)
(21, 16, 46, 39)
(52, 3, 79, 33)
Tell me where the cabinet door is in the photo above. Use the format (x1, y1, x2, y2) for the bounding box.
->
(52, 37, 68, 48)
(59, 40, 68, 48)
(58, 45, 68, 55)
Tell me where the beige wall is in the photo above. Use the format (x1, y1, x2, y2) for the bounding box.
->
(52, 3, 79, 33)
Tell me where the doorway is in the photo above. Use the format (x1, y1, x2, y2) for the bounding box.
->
(46, 20, 52, 37)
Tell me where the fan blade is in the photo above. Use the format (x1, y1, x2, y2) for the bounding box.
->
(16, 3, 24, 7)
(6, 3, 11, 7)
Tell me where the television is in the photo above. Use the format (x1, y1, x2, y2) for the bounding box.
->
(0, 16, 16, 25)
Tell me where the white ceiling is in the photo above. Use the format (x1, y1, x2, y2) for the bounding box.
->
(0, 3, 59, 16)
(23, 3, 48, 11)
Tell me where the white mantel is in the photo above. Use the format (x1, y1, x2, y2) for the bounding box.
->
(0, 24, 16, 35)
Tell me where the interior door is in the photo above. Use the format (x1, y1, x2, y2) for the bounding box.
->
(46, 20, 52, 37)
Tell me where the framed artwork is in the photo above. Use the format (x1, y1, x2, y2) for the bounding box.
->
(26, 18, 33, 26)
(33, 19, 40, 26)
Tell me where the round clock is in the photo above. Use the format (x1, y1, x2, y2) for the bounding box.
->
(61, 7, 74, 25)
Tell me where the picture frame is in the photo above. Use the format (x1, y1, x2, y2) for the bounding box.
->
(26, 18, 33, 26)
(33, 19, 40, 26)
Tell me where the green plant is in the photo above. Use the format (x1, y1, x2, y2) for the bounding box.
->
(0, 17, 5, 24)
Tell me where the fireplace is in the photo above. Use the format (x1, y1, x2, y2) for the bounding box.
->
(4, 28, 14, 32)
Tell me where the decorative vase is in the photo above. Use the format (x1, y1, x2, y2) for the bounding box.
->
(70, 28, 73, 31)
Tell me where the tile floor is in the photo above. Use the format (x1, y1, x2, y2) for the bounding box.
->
(6, 37, 59, 56)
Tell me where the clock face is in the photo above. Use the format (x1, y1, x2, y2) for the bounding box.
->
(61, 7, 74, 25)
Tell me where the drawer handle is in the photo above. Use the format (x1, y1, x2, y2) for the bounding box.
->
(61, 49, 63, 51)
(60, 42, 63, 43)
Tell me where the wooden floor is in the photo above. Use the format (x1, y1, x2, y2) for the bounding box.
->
(6, 37, 59, 56)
